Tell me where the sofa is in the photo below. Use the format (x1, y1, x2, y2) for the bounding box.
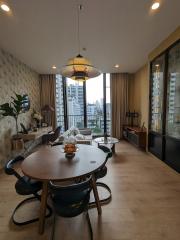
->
(53, 127, 92, 145)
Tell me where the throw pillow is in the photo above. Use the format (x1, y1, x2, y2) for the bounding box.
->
(69, 126, 80, 136)
(75, 134, 85, 140)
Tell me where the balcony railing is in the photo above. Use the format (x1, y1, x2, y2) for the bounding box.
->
(56, 114, 111, 134)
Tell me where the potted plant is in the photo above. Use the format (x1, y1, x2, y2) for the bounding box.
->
(0, 93, 27, 149)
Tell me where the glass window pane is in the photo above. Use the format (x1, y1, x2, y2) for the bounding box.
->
(66, 78, 84, 128)
(150, 55, 165, 133)
(106, 73, 111, 135)
(56, 74, 111, 133)
(166, 42, 180, 139)
(56, 75, 64, 131)
(86, 74, 104, 134)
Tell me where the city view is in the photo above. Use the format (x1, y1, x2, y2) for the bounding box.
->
(56, 74, 111, 134)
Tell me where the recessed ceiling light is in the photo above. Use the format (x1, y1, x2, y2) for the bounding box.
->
(52, 65, 56, 69)
(155, 64, 160, 67)
(114, 64, 119, 68)
(151, 2, 160, 10)
(0, 4, 10, 12)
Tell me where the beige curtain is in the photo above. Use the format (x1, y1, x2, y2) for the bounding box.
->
(110, 73, 129, 139)
(40, 74, 56, 129)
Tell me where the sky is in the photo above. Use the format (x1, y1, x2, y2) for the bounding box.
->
(67, 73, 110, 104)
(85, 73, 110, 104)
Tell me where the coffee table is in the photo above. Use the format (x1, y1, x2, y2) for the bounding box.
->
(94, 137, 119, 153)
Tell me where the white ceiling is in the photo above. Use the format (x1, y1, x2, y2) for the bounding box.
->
(0, 0, 180, 74)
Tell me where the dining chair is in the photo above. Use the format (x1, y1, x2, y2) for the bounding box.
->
(4, 155, 52, 225)
(95, 145, 112, 179)
(42, 126, 61, 144)
(50, 177, 93, 240)
(89, 145, 112, 207)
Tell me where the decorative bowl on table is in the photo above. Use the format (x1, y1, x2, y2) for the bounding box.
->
(63, 144, 78, 159)
(63, 136, 78, 159)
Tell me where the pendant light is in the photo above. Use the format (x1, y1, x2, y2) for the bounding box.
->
(60, 4, 101, 81)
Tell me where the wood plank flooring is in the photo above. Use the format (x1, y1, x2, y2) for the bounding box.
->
(0, 141, 180, 240)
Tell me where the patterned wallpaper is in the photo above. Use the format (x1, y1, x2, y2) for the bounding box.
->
(0, 48, 40, 167)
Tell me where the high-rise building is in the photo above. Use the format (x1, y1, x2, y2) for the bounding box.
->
(67, 83, 84, 115)
(56, 75, 64, 130)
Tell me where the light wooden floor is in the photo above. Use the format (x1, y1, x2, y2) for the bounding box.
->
(0, 141, 180, 240)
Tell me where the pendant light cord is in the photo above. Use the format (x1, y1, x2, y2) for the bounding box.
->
(77, 4, 82, 55)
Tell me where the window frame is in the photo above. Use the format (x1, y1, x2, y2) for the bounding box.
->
(56, 73, 110, 134)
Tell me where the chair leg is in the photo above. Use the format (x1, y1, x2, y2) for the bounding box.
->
(12, 195, 52, 226)
(86, 211, 93, 240)
(34, 193, 53, 218)
(50, 214, 56, 240)
(12, 196, 40, 225)
(96, 181, 112, 202)
(89, 182, 112, 208)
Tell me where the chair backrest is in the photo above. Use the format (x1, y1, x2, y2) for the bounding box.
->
(50, 176, 92, 204)
(98, 145, 113, 161)
(51, 141, 63, 147)
(4, 155, 24, 180)
(51, 126, 61, 142)
(54, 126, 61, 136)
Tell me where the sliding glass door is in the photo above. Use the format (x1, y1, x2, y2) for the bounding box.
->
(165, 41, 180, 172)
(149, 54, 165, 159)
(166, 41, 180, 139)
(149, 40, 180, 172)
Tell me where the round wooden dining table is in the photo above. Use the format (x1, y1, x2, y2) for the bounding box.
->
(21, 144, 107, 234)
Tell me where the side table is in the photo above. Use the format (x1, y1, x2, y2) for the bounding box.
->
(94, 137, 119, 153)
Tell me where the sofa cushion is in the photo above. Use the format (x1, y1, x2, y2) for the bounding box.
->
(79, 128, 92, 136)
(58, 135, 65, 142)
(53, 128, 92, 145)
(75, 134, 85, 140)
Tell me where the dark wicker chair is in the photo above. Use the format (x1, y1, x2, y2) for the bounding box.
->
(4, 155, 52, 225)
(50, 140, 63, 147)
(42, 126, 61, 144)
(95, 145, 112, 179)
(89, 145, 112, 207)
(50, 177, 93, 240)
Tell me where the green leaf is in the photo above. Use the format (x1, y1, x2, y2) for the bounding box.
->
(0, 102, 15, 117)
(0, 92, 27, 119)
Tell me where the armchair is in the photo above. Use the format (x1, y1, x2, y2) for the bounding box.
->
(4, 155, 52, 225)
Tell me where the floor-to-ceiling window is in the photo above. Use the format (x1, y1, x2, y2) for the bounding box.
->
(56, 73, 111, 134)
(86, 74, 104, 134)
(106, 73, 111, 135)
